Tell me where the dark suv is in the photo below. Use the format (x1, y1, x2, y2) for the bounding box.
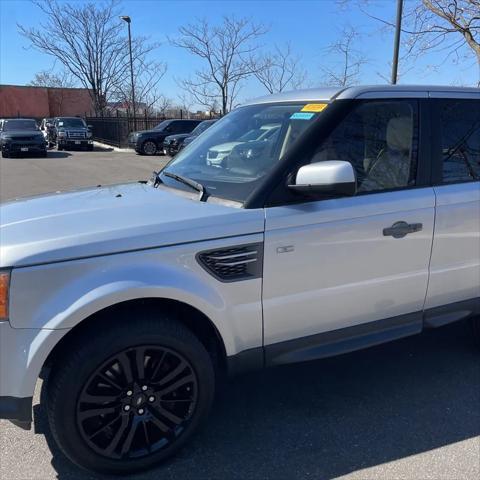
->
(128, 119, 200, 155)
(52, 117, 94, 151)
(0, 118, 47, 158)
(163, 119, 217, 156)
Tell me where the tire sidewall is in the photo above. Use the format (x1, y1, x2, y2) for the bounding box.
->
(47, 321, 215, 475)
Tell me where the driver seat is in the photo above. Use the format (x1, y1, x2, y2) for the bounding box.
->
(360, 116, 413, 191)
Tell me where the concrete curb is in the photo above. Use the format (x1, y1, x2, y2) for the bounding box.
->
(93, 141, 133, 153)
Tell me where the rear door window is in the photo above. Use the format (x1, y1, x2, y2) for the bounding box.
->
(435, 99, 480, 184)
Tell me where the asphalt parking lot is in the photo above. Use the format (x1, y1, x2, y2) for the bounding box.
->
(0, 148, 479, 480)
(0, 145, 169, 202)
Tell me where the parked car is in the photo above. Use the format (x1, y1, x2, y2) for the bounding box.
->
(1, 86, 479, 475)
(39, 118, 55, 148)
(180, 119, 218, 152)
(206, 122, 280, 166)
(128, 119, 201, 155)
(0, 118, 47, 158)
(52, 117, 94, 151)
(163, 119, 217, 156)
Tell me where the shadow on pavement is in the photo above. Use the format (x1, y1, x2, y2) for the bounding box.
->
(45, 151, 72, 159)
(33, 320, 480, 480)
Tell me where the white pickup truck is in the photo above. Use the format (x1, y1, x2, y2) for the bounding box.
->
(0, 85, 479, 475)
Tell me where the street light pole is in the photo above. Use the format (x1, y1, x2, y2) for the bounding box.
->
(391, 0, 403, 85)
(120, 15, 136, 130)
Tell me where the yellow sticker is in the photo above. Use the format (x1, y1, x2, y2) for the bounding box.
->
(301, 103, 328, 113)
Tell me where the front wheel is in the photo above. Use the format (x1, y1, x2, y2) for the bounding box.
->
(141, 140, 157, 156)
(46, 314, 215, 475)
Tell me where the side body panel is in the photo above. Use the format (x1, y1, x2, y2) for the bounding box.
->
(426, 182, 480, 308)
(263, 188, 435, 345)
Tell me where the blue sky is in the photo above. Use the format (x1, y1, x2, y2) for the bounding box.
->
(0, 0, 478, 107)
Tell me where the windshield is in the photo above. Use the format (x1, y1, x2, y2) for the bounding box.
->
(153, 120, 171, 131)
(3, 119, 38, 131)
(161, 103, 324, 203)
(191, 120, 215, 136)
(57, 118, 86, 128)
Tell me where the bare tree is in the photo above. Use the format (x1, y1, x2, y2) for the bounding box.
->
(177, 92, 195, 118)
(171, 16, 267, 115)
(19, 0, 160, 114)
(320, 26, 367, 87)
(356, 0, 480, 85)
(110, 59, 167, 115)
(29, 69, 75, 88)
(29, 69, 78, 115)
(255, 43, 307, 93)
(156, 95, 173, 117)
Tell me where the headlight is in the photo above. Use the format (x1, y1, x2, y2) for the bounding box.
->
(87, 131, 93, 138)
(0, 270, 10, 321)
(58, 131, 66, 138)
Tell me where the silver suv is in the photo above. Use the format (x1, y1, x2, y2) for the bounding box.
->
(1, 85, 479, 475)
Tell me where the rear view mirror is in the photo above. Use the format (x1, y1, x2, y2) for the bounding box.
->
(288, 161, 357, 197)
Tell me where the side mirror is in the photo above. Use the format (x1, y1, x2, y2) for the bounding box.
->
(288, 161, 357, 197)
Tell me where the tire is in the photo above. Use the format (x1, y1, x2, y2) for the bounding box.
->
(46, 313, 215, 475)
(40, 151, 48, 158)
(141, 140, 157, 156)
(87, 145, 94, 152)
(471, 316, 480, 347)
(2, 151, 9, 158)
(57, 144, 63, 151)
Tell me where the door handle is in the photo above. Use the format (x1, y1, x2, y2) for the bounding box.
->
(383, 221, 423, 239)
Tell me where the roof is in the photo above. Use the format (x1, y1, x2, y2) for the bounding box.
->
(244, 84, 480, 105)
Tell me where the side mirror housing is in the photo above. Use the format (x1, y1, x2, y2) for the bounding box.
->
(288, 161, 357, 197)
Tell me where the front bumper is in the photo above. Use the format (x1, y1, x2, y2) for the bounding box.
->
(2, 142, 47, 155)
(0, 321, 66, 428)
(58, 138, 93, 148)
(163, 143, 180, 156)
(0, 396, 32, 429)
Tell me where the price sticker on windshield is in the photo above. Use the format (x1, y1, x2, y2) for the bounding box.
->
(301, 103, 328, 113)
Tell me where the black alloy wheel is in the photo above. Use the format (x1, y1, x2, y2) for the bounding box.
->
(76, 345, 198, 460)
(46, 315, 215, 475)
(142, 140, 157, 155)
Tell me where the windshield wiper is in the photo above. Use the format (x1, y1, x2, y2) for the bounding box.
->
(162, 171, 210, 202)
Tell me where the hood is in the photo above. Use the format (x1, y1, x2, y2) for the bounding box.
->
(164, 133, 189, 143)
(132, 129, 163, 136)
(209, 141, 243, 153)
(1, 130, 43, 138)
(0, 183, 263, 268)
(183, 136, 196, 146)
(57, 126, 87, 131)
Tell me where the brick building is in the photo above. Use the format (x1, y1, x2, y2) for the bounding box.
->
(0, 84, 95, 118)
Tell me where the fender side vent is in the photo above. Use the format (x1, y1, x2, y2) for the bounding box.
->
(197, 243, 263, 282)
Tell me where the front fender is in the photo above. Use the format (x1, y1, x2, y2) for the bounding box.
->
(10, 240, 263, 357)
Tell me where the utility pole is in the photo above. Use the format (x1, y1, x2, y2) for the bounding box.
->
(391, 0, 403, 85)
(120, 15, 137, 130)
